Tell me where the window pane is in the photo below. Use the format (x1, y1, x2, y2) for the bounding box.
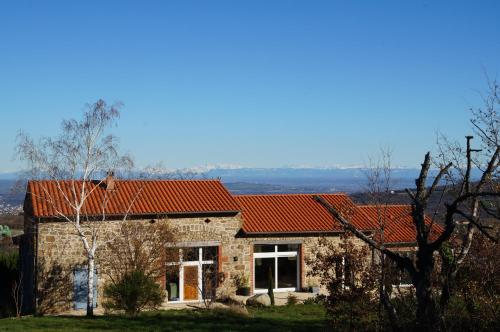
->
(183, 247, 199, 261)
(335, 258, 343, 279)
(183, 266, 199, 300)
(254, 244, 275, 253)
(399, 252, 412, 285)
(166, 268, 180, 301)
(202, 264, 217, 299)
(277, 244, 299, 252)
(400, 270, 412, 285)
(254, 258, 275, 289)
(277, 256, 297, 288)
(344, 257, 354, 286)
(202, 246, 217, 261)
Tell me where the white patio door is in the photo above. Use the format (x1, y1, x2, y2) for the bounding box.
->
(166, 246, 217, 302)
(253, 243, 300, 293)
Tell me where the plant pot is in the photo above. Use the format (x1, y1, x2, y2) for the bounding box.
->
(237, 287, 251, 296)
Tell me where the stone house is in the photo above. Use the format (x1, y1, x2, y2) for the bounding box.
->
(19, 177, 437, 314)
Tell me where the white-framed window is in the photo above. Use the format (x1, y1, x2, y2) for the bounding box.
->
(166, 246, 218, 302)
(334, 256, 354, 289)
(390, 251, 413, 287)
(253, 243, 300, 293)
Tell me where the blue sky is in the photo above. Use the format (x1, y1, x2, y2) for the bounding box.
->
(0, 1, 499, 172)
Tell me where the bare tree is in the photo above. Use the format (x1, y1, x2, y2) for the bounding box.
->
(16, 99, 133, 316)
(315, 83, 500, 330)
(308, 233, 380, 330)
(100, 221, 178, 315)
(316, 142, 499, 330)
(11, 271, 23, 318)
(100, 220, 178, 285)
(434, 77, 500, 327)
(197, 259, 224, 309)
(363, 148, 402, 331)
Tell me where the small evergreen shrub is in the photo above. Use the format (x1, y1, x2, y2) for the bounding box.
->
(103, 270, 165, 316)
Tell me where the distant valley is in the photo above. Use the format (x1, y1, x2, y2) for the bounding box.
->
(0, 166, 461, 214)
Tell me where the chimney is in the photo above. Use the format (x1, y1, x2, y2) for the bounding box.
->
(105, 170, 115, 191)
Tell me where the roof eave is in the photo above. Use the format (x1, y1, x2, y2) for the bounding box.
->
(34, 209, 241, 221)
(241, 230, 344, 236)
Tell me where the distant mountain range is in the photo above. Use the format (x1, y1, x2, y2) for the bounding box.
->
(0, 166, 482, 213)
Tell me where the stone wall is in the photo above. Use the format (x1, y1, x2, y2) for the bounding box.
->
(30, 213, 367, 313)
(33, 213, 246, 313)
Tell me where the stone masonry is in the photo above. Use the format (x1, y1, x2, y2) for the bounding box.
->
(23, 212, 365, 314)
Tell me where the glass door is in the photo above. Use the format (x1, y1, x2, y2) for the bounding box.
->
(253, 243, 300, 293)
(183, 266, 199, 300)
(166, 246, 218, 302)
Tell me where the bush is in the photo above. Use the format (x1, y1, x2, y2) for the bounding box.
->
(303, 294, 327, 305)
(0, 251, 19, 318)
(103, 270, 165, 316)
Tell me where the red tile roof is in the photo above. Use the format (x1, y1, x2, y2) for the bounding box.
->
(235, 194, 374, 234)
(235, 194, 442, 244)
(27, 179, 241, 218)
(358, 205, 443, 244)
(26, 178, 443, 245)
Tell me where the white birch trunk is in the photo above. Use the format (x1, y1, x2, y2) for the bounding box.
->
(87, 254, 95, 316)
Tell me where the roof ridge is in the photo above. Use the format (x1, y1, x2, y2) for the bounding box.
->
(358, 204, 412, 207)
(27, 178, 222, 183)
(115, 179, 221, 182)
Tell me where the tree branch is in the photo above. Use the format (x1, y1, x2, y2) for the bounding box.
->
(453, 208, 498, 243)
(313, 195, 416, 275)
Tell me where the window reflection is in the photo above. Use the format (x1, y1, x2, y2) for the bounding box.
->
(255, 258, 275, 289)
(182, 247, 199, 261)
(277, 244, 299, 252)
(254, 244, 275, 253)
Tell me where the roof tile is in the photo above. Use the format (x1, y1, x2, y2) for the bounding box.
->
(235, 194, 372, 234)
(27, 179, 241, 218)
(358, 205, 443, 244)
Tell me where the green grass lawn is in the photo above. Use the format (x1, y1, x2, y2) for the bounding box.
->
(0, 304, 330, 332)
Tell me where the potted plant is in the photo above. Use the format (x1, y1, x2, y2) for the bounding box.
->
(234, 273, 251, 296)
(307, 280, 320, 294)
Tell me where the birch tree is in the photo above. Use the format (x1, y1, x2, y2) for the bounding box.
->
(16, 99, 133, 316)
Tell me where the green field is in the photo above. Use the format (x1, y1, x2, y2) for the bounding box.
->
(0, 304, 329, 332)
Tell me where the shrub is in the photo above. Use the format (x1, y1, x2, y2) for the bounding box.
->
(103, 270, 165, 316)
(0, 251, 19, 318)
(303, 294, 326, 305)
(233, 272, 249, 289)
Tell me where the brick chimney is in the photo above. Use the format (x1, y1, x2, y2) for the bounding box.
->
(105, 170, 115, 191)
